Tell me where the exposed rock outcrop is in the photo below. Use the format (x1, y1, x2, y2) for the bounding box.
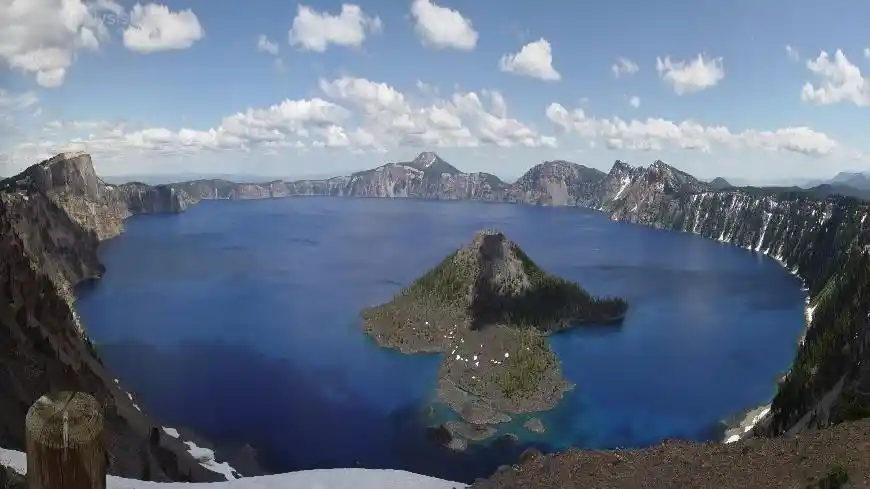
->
(0, 153, 232, 482)
(508, 160, 604, 206)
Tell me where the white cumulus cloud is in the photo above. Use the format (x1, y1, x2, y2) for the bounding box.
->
(123, 3, 204, 53)
(801, 49, 870, 106)
(499, 39, 561, 81)
(288, 4, 381, 52)
(410, 0, 478, 51)
(7, 76, 559, 167)
(546, 102, 839, 157)
(318, 76, 555, 149)
(786, 45, 799, 61)
(612, 58, 639, 78)
(628, 96, 640, 108)
(0, 0, 122, 87)
(656, 54, 724, 94)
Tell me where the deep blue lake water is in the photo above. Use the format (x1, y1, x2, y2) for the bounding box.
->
(76, 197, 806, 483)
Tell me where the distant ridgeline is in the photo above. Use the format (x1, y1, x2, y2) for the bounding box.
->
(360, 229, 628, 448)
(2, 150, 870, 470)
(187, 151, 868, 440)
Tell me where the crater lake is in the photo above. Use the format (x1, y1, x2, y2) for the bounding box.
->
(75, 197, 806, 483)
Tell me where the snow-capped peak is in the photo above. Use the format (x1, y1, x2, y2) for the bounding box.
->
(413, 152, 440, 168)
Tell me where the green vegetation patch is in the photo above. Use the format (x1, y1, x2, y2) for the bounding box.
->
(503, 243, 627, 331)
(772, 246, 870, 430)
(493, 328, 559, 401)
(808, 463, 850, 489)
(403, 251, 476, 308)
(831, 390, 870, 424)
(361, 251, 475, 351)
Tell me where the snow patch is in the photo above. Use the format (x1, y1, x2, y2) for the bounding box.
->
(805, 304, 817, 326)
(163, 427, 180, 438)
(613, 176, 631, 201)
(723, 404, 771, 444)
(0, 445, 463, 488)
(183, 441, 241, 480)
(692, 194, 706, 233)
(755, 212, 771, 252)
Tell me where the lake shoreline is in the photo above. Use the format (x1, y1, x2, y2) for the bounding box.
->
(75, 198, 807, 482)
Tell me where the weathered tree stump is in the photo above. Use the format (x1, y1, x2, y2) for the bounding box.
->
(25, 391, 107, 489)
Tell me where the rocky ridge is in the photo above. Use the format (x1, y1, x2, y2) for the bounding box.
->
(150, 152, 603, 205)
(0, 152, 242, 482)
(6, 150, 870, 485)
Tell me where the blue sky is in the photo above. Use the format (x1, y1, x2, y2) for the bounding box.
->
(2, 0, 870, 183)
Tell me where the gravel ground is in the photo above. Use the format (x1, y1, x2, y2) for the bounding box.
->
(471, 418, 870, 488)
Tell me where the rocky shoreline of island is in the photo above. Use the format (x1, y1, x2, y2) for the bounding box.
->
(361, 229, 628, 448)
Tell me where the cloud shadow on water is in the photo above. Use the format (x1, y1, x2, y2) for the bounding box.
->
(97, 340, 546, 484)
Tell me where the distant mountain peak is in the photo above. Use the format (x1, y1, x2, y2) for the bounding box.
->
(412, 151, 441, 168)
(649, 159, 678, 172)
(709, 177, 733, 190)
(610, 160, 634, 173)
(404, 152, 461, 174)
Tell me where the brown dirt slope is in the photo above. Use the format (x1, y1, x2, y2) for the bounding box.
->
(471, 418, 870, 489)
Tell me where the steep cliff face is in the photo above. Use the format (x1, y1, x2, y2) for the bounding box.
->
(509, 161, 604, 206)
(153, 152, 536, 204)
(586, 159, 712, 215)
(0, 153, 227, 482)
(337, 153, 508, 201)
(118, 182, 193, 214)
(588, 160, 870, 438)
(0, 152, 193, 241)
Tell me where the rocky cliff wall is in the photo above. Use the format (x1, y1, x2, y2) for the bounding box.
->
(0, 153, 225, 482)
(158, 156, 602, 205)
(4, 149, 867, 471)
(587, 162, 870, 438)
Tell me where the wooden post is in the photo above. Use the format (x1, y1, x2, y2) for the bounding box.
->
(25, 391, 107, 489)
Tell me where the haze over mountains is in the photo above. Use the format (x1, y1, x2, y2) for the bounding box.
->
(94, 152, 870, 205)
(100, 172, 348, 186)
(137, 152, 870, 207)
